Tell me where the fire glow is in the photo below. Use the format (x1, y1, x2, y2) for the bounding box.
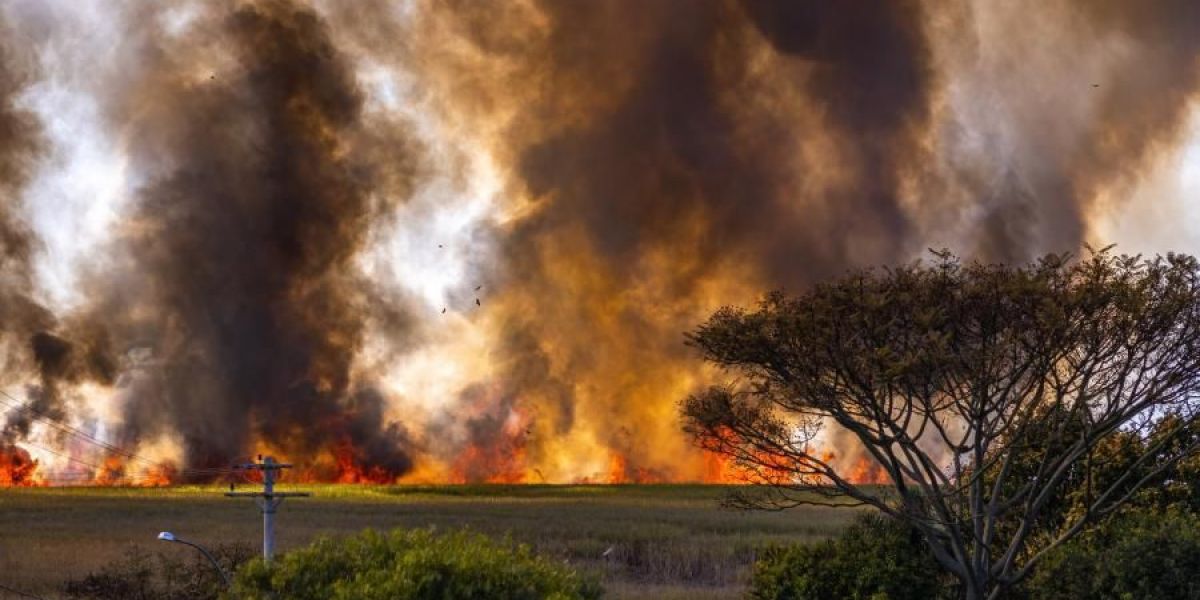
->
(1, 1, 1199, 487)
(0, 446, 42, 487)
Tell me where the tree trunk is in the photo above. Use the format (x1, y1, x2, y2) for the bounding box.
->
(960, 569, 988, 600)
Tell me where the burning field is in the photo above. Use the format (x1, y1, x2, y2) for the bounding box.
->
(1, 0, 1199, 486)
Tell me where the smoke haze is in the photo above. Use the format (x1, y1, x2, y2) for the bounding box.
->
(0, 0, 1198, 483)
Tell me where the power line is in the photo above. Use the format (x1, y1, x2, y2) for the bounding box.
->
(6, 440, 239, 485)
(11, 440, 179, 484)
(0, 394, 244, 484)
(0, 390, 163, 468)
(0, 390, 156, 464)
(0, 392, 310, 486)
(16, 439, 106, 472)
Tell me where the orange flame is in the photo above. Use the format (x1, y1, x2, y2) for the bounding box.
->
(0, 445, 44, 487)
(260, 439, 402, 484)
(845, 456, 889, 485)
(450, 442, 527, 484)
(332, 439, 398, 484)
(690, 427, 889, 485)
(139, 463, 178, 486)
(597, 452, 667, 484)
(92, 455, 127, 485)
(90, 455, 174, 486)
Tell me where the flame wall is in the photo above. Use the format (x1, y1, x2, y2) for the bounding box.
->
(1, 0, 1199, 484)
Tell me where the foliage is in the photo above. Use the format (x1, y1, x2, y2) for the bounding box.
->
(1024, 509, 1200, 600)
(972, 412, 1200, 568)
(683, 249, 1200, 599)
(749, 512, 949, 600)
(231, 527, 603, 600)
(61, 543, 253, 600)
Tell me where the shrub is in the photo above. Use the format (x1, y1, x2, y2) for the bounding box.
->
(749, 512, 947, 600)
(231, 528, 603, 600)
(62, 543, 254, 600)
(1026, 510, 1200, 600)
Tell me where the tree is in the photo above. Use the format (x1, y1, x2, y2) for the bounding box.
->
(1024, 509, 1200, 600)
(682, 250, 1200, 600)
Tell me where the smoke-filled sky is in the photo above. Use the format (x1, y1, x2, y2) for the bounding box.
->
(1, 0, 1199, 484)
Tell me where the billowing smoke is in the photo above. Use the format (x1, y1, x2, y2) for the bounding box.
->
(91, 0, 421, 476)
(0, 10, 59, 448)
(929, 0, 1200, 262)
(391, 0, 1200, 480)
(2, 0, 421, 480)
(1, 0, 1199, 483)
(468, 0, 936, 479)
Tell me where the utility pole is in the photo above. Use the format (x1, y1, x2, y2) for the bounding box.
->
(226, 455, 310, 562)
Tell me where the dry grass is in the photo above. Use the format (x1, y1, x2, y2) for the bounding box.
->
(0, 484, 861, 599)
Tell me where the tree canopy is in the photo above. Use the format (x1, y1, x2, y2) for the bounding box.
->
(683, 249, 1200, 600)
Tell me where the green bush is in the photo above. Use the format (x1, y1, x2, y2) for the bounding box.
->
(231, 528, 603, 600)
(749, 512, 947, 600)
(1026, 510, 1200, 600)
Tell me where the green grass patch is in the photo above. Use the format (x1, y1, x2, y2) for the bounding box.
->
(0, 485, 861, 599)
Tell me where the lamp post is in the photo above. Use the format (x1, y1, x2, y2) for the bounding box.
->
(156, 531, 232, 588)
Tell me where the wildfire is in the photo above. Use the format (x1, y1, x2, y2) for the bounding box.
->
(450, 443, 527, 484)
(92, 455, 126, 485)
(599, 453, 666, 484)
(7, 0, 1190, 491)
(698, 451, 797, 486)
(690, 428, 890, 485)
(0, 445, 43, 487)
(332, 439, 400, 484)
(88, 455, 175, 487)
(846, 457, 890, 485)
(260, 439, 404, 485)
(0, 433, 892, 487)
(703, 451, 735, 483)
(137, 463, 178, 487)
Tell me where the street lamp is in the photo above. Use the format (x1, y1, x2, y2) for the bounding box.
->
(156, 531, 232, 588)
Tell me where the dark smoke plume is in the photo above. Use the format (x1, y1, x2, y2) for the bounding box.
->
(4, 330, 115, 445)
(387, 0, 1200, 479)
(394, 0, 938, 478)
(62, 0, 421, 476)
(0, 13, 46, 368)
(0, 12, 65, 447)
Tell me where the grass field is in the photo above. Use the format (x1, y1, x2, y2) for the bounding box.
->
(0, 484, 863, 599)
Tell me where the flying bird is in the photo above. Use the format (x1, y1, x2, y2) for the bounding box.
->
(602, 546, 615, 558)
(475, 298, 481, 306)
(441, 307, 446, 314)
(1091, 83, 1099, 88)
(474, 285, 482, 291)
